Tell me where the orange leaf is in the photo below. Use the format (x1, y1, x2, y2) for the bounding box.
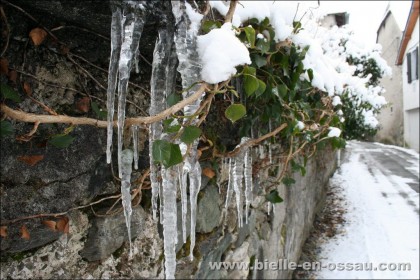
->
(56, 216, 69, 233)
(23, 82, 32, 96)
(0, 57, 8, 75)
(42, 220, 57, 231)
(20, 225, 30, 240)
(202, 167, 216, 179)
(17, 155, 44, 166)
(75, 97, 90, 113)
(8, 70, 17, 83)
(0, 226, 7, 238)
(29, 28, 48, 46)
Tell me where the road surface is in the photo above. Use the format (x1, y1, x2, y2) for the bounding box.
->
(316, 141, 419, 279)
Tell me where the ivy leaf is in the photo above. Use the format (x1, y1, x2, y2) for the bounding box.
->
(255, 79, 266, 96)
(225, 103, 246, 123)
(163, 119, 181, 133)
(0, 83, 21, 103)
(266, 190, 284, 204)
(91, 101, 107, 120)
(282, 176, 296, 187)
(181, 126, 201, 144)
(243, 66, 259, 96)
(167, 93, 181, 107)
(277, 84, 288, 99)
(244, 25, 256, 48)
(152, 140, 183, 168)
(307, 68, 314, 82)
(0, 121, 14, 138)
(202, 20, 221, 33)
(49, 134, 75, 148)
(256, 38, 270, 54)
(251, 53, 267, 68)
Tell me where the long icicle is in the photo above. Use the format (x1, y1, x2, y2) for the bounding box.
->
(172, 0, 204, 261)
(244, 146, 253, 224)
(149, 26, 175, 220)
(120, 149, 134, 257)
(106, 3, 123, 164)
(132, 125, 139, 170)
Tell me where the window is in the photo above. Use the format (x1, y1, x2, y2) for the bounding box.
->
(407, 46, 419, 83)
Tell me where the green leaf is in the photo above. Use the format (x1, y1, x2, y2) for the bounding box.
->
(282, 176, 296, 187)
(163, 119, 181, 133)
(255, 79, 266, 97)
(251, 54, 267, 68)
(331, 137, 346, 149)
(202, 20, 221, 33)
(91, 101, 107, 120)
(266, 190, 284, 204)
(152, 139, 183, 168)
(0, 83, 21, 103)
(225, 103, 246, 123)
(307, 68, 314, 82)
(181, 126, 201, 144)
(243, 66, 259, 96)
(244, 26, 256, 48)
(167, 93, 181, 107)
(277, 84, 288, 99)
(0, 121, 14, 138)
(49, 134, 75, 148)
(256, 38, 270, 54)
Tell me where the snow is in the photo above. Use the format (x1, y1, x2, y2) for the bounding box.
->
(316, 141, 419, 279)
(332, 96, 342, 107)
(197, 23, 251, 84)
(296, 121, 305, 131)
(328, 127, 342, 137)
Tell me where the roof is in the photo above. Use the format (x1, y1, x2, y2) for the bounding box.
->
(376, 10, 393, 42)
(396, 0, 420, 65)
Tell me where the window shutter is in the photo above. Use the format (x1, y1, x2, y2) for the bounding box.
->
(407, 52, 412, 83)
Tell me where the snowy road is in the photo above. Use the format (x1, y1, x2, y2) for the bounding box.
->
(316, 141, 419, 279)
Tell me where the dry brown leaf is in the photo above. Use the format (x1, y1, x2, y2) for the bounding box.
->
(0, 226, 7, 238)
(56, 216, 69, 233)
(197, 149, 202, 159)
(202, 167, 216, 179)
(17, 155, 44, 166)
(0, 58, 8, 75)
(8, 70, 17, 83)
(23, 82, 32, 96)
(20, 225, 30, 240)
(29, 28, 48, 46)
(75, 97, 90, 113)
(42, 220, 57, 231)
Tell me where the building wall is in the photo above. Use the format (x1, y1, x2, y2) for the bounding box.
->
(376, 12, 404, 146)
(402, 17, 420, 151)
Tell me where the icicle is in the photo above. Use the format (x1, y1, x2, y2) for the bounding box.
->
(180, 165, 188, 244)
(149, 25, 176, 220)
(159, 182, 164, 224)
(172, 0, 204, 262)
(244, 147, 252, 225)
(267, 202, 272, 216)
(132, 126, 139, 170)
(106, 4, 123, 164)
(117, 8, 145, 178)
(120, 149, 134, 257)
(232, 139, 248, 228)
(161, 166, 178, 280)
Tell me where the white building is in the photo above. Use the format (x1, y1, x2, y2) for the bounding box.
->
(396, 0, 419, 151)
(376, 9, 404, 146)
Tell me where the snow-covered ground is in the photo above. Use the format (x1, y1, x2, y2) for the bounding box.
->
(315, 141, 419, 279)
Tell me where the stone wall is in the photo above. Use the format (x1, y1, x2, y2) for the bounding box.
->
(1, 147, 336, 279)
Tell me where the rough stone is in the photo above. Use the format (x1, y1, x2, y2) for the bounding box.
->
(196, 185, 221, 233)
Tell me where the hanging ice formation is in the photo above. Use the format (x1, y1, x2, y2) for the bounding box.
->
(106, 1, 146, 178)
(120, 149, 134, 257)
(224, 138, 253, 228)
(172, 0, 204, 261)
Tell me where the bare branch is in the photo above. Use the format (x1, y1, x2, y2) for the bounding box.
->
(225, 0, 238, 23)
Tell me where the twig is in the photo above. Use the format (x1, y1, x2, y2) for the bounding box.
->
(0, 194, 121, 225)
(50, 25, 110, 41)
(0, 6, 10, 57)
(66, 54, 107, 91)
(225, 0, 238, 23)
(1, 83, 209, 127)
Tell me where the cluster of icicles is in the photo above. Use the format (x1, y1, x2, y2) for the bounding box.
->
(104, 1, 266, 279)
